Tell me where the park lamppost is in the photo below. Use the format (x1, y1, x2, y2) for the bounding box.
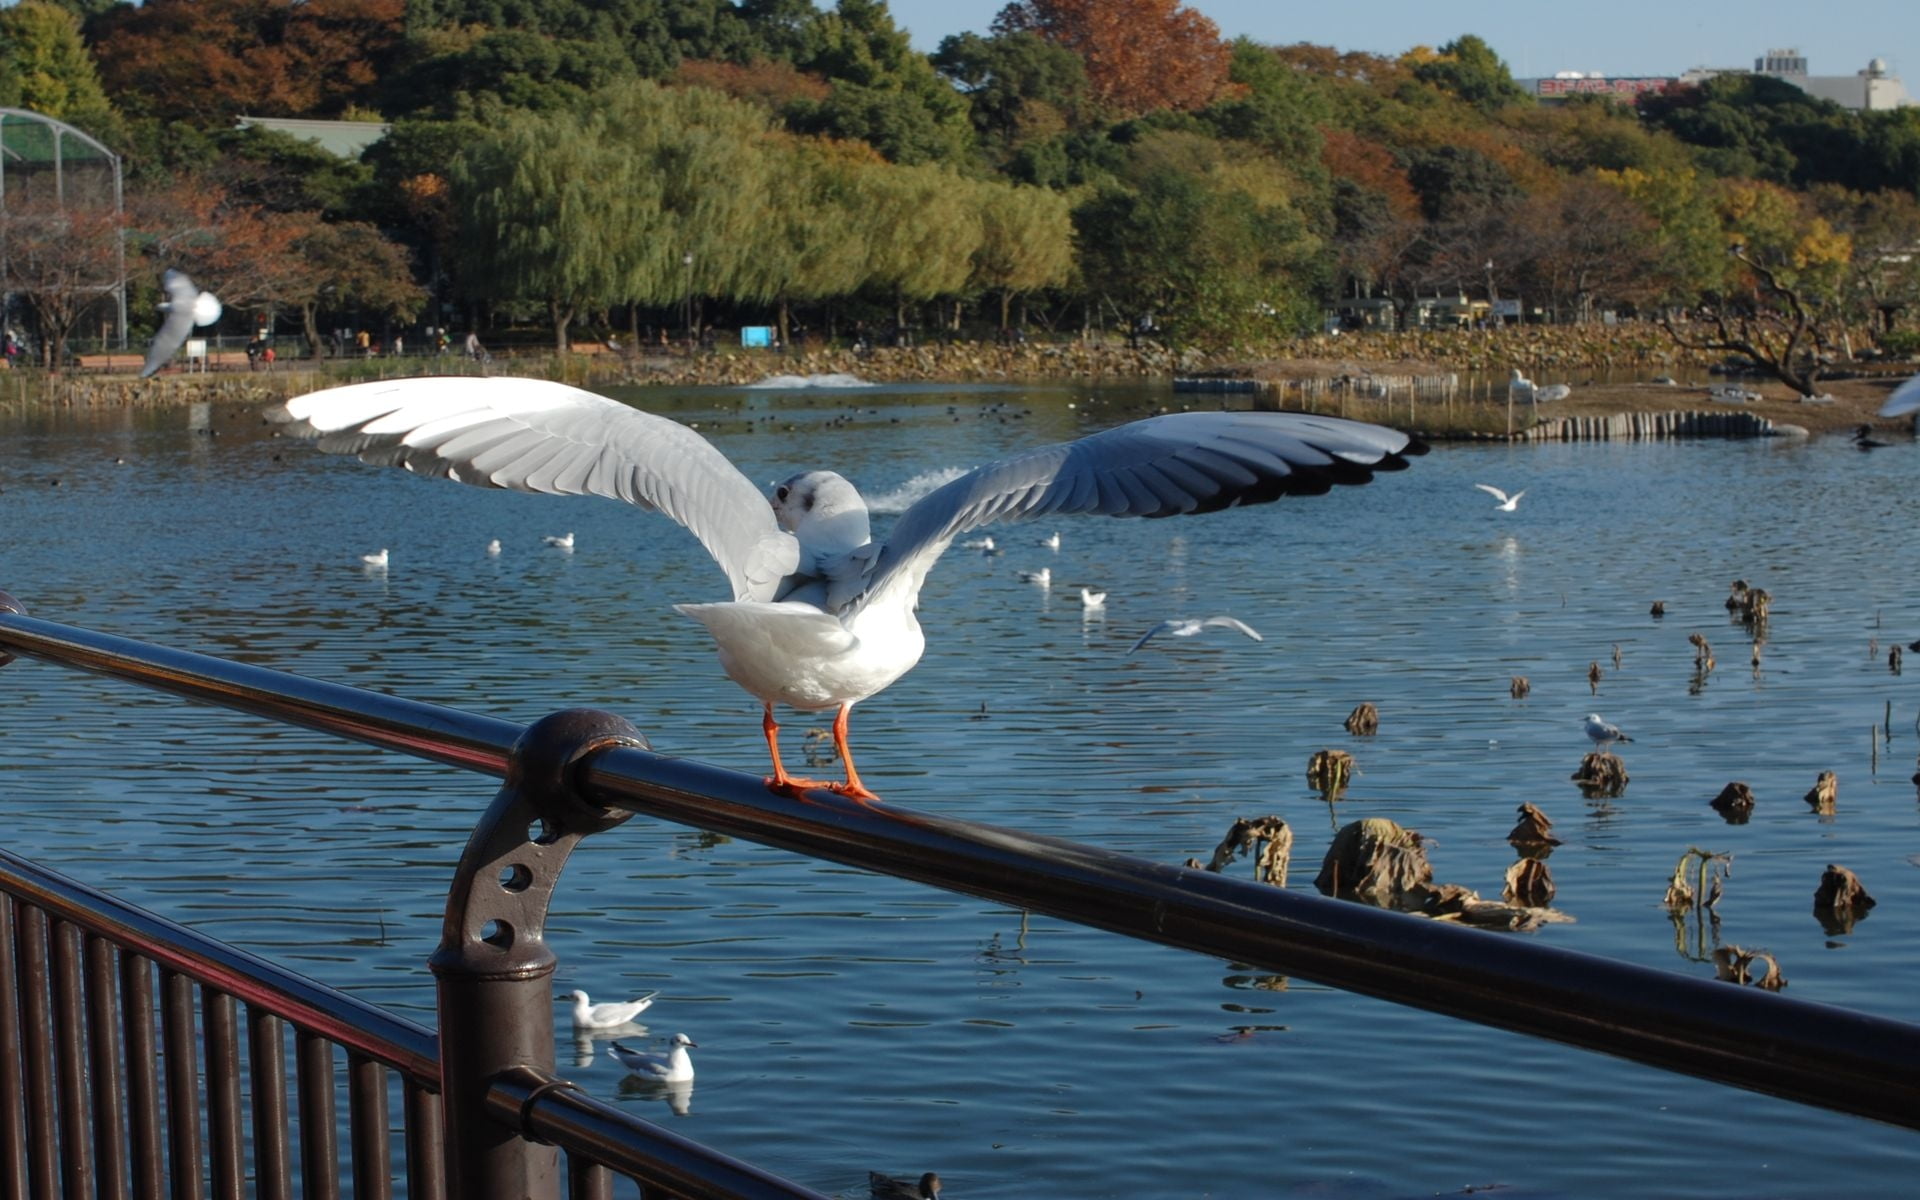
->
(681, 252, 694, 350)
(1484, 258, 1497, 329)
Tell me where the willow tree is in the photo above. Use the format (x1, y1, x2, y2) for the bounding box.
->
(858, 161, 981, 328)
(451, 104, 653, 350)
(734, 134, 875, 344)
(969, 179, 1073, 329)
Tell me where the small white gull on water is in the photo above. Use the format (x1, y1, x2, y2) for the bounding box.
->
(1129, 615, 1263, 654)
(485, 538, 502, 556)
(140, 269, 223, 379)
(1079, 587, 1107, 610)
(1040, 531, 1061, 550)
(563, 988, 659, 1029)
(1474, 483, 1525, 512)
(543, 531, 575, 549)
(360, 548, 388, 568)
(274, 377, 1423, 798)
(609, 1033, 695, 1082)
(1019, 566, 1051, 588)
(1584, 713, 1633, 750)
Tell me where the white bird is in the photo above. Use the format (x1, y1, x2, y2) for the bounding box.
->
(1129, 615, 1263, 654)
(1019, 567, 1051, 588)
(1583, 713, 1633, 750)
(1474, 484, 1525, 512)
(1507, 368, 1537, 406)
(1535, 383, 1571, 403)
(543, 531, 575, 549)
(274, 378, 1423, 798)
(1040, 531, 1061, 550)
(961, 535, 995, 551)
(140, 269, 223, 379)
(486, 538, 502, 556)
(1079, 587, 1107, 610)
(609, 1034, 695, 1082)
(870, 1171, 942, 1200)
(1880, 372, 1920, 418)
(360, 548, 389, 567)
(564, 988, 659, 1029)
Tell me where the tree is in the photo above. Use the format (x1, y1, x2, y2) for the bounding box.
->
(968, 179, 1074, 327)
(782, 0, 975, 164)
(1406, 35, 1530, 112)
(1510, 178, 1658, 322)
(1810, 185, 1920, 332)
(858, 161, 982, 325)
(278, 220, 427, 356)
(731, 136, 874, 344)
(0, 200, 123, 368)
(932, 29, 1091, 161)
(991, 0, 1233, 120)
(0, 1, 119, 136)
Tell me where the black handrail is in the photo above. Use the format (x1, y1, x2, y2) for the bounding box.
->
(5, 596, 1920, 1146)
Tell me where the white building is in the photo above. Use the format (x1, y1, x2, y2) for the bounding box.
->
(1520, 48, 1913, 111)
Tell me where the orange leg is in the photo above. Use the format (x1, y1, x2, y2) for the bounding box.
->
(825, 703, 880, 801)
(762, 704, 803, 793)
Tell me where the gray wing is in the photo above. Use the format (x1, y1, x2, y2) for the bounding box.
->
(860, 410, 1424, 611)
(139, 270, 201, 379)
(1198, 615, 1263, 641)
(1127, 620, 1180, 655)
(273, 377, 799, 601)
(1881, 372, 1920, 418)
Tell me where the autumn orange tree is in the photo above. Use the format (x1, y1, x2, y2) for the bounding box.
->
(0, 200, 125, 368)
(991, 0, 1232, 119)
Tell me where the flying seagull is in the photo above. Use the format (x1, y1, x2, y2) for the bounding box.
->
(273, 378, 1424, 798)
(140, 269, 222, 379)
(1880, 371, 1920, 418)
(608, 1033, 695, 1082)
(1128, 615, 1264, 655)
(1473, 483, 1525, 511)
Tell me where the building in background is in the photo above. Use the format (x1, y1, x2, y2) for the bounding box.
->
(1518, 48, 1913, 111)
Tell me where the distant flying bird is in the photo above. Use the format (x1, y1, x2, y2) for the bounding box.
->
(563, 988, 659, 1029)
(274, 378, 1422, 799)
(360, 548, 388, 568)
(1129, 615, 1263, 655)
(1880, 371, 1920, 418)
(870, 1171, 942, 1200)
(1473, 483, 1525, 511)
(140, 269, 222, 379)
(543, 531, 575, 549)
(1583, 713, 1633, 751)
(608, 1034, 695, 1082)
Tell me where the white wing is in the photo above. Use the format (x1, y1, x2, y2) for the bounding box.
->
(860, 411, 1422, 612)
(1197, 615, 1263, 641)
(1474, 484, 1510, 503)
(139, 269, 206, 379)
(1881, 372, 1920, 418)
(1128, 620, 1180, 654)
(274, 377, 800, 602)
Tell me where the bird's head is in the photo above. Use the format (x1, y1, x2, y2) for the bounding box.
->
(670, 1033, 697, 1048)
(772, 470, 870, 553)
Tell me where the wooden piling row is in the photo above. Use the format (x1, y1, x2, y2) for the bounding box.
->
(1521, 410, 1778, 442)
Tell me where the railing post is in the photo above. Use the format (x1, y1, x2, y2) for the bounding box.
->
(429, 709, 646, 1200)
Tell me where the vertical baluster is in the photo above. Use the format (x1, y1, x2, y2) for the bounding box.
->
(1, 894, 30, 1200)
(160, 969, 204, 1200)
(85, 936, 128, 1200)
(296, 1030, 340, 1200)
(200, 988, 243, 1200)
(566, 1156, 613, 1200)
(121, 954, 163, 1200)
(15, 902, 58, 1198)
(247, 1008, 292, 1200)
(403, 1081, 444, 1200)
(347, 1053, 392, 1200)
(52, 920, 95, 1197)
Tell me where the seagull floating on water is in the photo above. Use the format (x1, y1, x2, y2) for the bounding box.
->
(274, 378, 1423, 799)
(486, 538, 502, 556)
(563, 988, 659, 1029)
(1040, 531, 1061, 550)
(870, 1171, 942, 1200)
(360, 548, 388, 568)
(140, 269, 223, 379)
(961, 535, 995, 551)
(609, 1034, 695, 1082)
(543, 531, 575, 549)
(1583, 713, 1633, 750)
(1129, 615, 1263, 654)
(1019, 567, 1051, 588)
(1080, 587, 1107, 610)
(1473, 483, 1525, 512)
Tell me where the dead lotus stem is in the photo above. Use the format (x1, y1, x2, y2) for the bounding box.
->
(1509, 675, 1530, 699)
(1343, 702, 1379, 737)
(1203, 815, 1293, 887)
(1307, 748, 1354, 796)
(1803, 771, 1837, 814)
(1712, 945, 1787, 991)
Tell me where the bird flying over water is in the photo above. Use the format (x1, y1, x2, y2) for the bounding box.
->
(1473, 483, 1525, 511)
(140, 269, 222, 379)
(1129, 615, 1264, 655)
(274, 377, 1424, 799)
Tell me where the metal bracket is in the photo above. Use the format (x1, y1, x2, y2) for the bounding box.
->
(0, 590, 25, 668)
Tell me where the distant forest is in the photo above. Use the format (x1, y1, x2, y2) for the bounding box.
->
(1, 0, 1917, 368)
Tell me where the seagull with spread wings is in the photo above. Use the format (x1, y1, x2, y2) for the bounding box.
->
(140, 269, 223, 379)
(1474, 483, 1525, 511)
(275, 378, 1424, 798)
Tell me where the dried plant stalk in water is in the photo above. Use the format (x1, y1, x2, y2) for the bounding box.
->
(1504, 858, 1555, 906)
(1813, 863, 1875, 918)
(1344, 702, 1379, 736)
(1688, 632, 1715, 671)
(1710, 781, 1755, 822)
(1203, 816, 1293, 886)
(1509, 675, 1530, 698)
(1664, 847, 1732, 912)
(1571, 752, 1629, 796)
(1505, 802, 1561, 849)
(1587, 661, 1602, 693)
(1712, 945, 1786, 991)
(1307, 748, 1354, 797)
(1803, 771, 1837, 814)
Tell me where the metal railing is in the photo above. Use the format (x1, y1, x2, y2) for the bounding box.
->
(4, 588, 1920, 1199)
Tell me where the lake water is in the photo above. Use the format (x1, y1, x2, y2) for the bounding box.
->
(3, 382, 1919, 1198)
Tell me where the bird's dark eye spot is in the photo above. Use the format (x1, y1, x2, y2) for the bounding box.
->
(803, 492, 815, 511)
(775, 485, 789, 501)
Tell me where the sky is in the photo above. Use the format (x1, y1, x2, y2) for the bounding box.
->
(881, 0, 1919, 81)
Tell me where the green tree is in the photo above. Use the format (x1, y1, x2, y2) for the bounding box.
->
(1407, 35, 1530, 112)
(279, 220, 427, 357)
(932, 29, 1091, 161)
(783, 0, 975, 164)
(0, 0, 119, 136)
(857, 160, 983, 324)
(732, 136, 874, 344)
(968, 178, 1074, 327)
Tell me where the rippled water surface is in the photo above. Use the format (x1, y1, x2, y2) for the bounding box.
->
(4, 383, 1919, 1198)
